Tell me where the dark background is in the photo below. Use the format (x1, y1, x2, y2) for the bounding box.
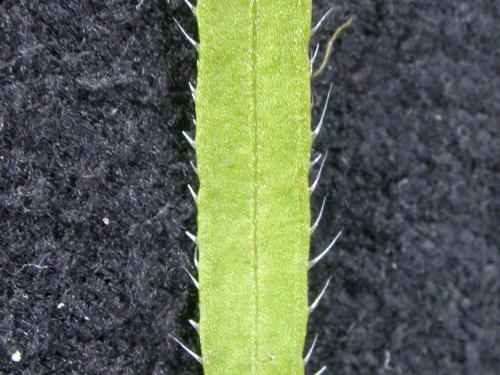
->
(1, 0, 498, 374)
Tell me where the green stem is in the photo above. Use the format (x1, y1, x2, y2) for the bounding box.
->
(194, 1, 312, 374)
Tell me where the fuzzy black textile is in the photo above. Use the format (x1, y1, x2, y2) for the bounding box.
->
(0, 1, 498, 374)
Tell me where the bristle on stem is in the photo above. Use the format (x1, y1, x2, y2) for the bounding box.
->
(183, 266, 199, 289)
(183, 0, 196, 15)
(310, 153, 322, 169)
(310, 197, 327, 235)
(190, 160, 198, 174)
(309, 152, 328, 194)
(303, 334, 319, 365)
(182, 131, 195, 148)
(189, 82, 196, 100)
(173, 17, 199, 50)
(189, 319, 200, 332)
(309, 277, 332, 313)
(187, 184, 197, 201)
(311, 6, 334, 36)
(310, 43, 320, 74)
(309, 231, 342, 269)
(313, 366, 328, 375)
(312, 84, 333, 140)
(185, 230, 197, 244)
(169, 335, 203, 364)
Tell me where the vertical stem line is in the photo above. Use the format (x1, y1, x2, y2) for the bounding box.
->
(250, 0, 259, 373)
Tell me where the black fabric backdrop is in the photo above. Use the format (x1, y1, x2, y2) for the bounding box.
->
(1, 1, 498, 374)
